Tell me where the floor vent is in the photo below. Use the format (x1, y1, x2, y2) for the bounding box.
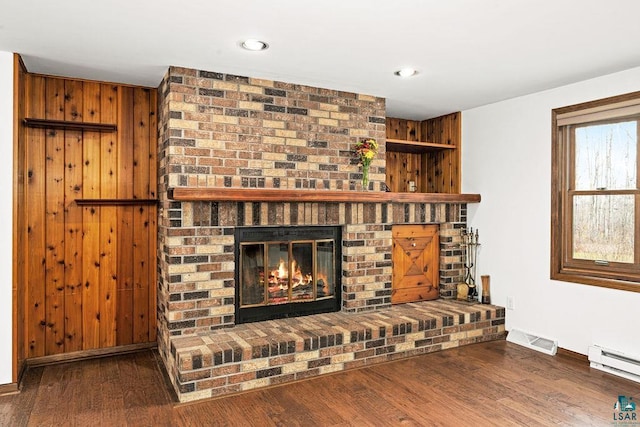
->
(506, 329, 558, 356)
(588, 345, 640, 384)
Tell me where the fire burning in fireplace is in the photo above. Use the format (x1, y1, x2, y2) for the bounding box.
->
(265, 259, 330, 304)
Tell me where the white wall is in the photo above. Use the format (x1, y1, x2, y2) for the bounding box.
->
(0, 51, 14, 384)
(463, 66, 640, 356)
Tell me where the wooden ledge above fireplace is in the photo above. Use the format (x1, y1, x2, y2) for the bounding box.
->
(169, 188, 481, 204)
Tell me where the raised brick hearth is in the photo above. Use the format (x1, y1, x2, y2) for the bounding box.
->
(156, 66, 502, 402)
(171, 300, 505, 402)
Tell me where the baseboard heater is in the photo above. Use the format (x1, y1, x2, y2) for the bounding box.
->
(588, 345, 640, 384)
(506, 329, 558, 356)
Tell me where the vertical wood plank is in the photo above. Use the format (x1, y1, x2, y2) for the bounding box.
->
(132, 88, 151, 343)
(64, 80, 83, 122)
(419, 153, 428, 193)
(25, 74, 47, 358)
(386, 118, 407, 140)
(81, 82, 102, 350)
(44, 78, 66, 354)
(147, 90, 158, 342)
(426, 152, 435, 193)
(99, 84, 118, 348)
(435, 116, 447, 192)
(449, 112, 461, 193)
(400, 153, 415, 191)
(83, 83, 101, 124)
(117, 87, 134, 345)
(63, 79, 84, 352)
(430, 156, 440, 193)
(14, 54, 28, 380)
(385, 152, 399, 193)
(45, 77, 65, 119)
(405, 120, 420, 142)
(410, 153, 421, 192)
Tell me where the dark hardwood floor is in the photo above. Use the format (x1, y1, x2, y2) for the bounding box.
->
(1, 340, 638, 426)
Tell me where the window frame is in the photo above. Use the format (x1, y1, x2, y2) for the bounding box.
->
(551, 91, 640, 293)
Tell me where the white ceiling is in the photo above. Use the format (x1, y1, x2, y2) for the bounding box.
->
(1, 0, 639, 120)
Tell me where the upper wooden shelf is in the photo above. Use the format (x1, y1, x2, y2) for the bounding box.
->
(169, 188, 480, 204)
(24, 118, 117, 132)
(386, 138, 456, 154)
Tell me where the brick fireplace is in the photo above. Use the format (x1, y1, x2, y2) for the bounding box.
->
(156, 66, 505, 402)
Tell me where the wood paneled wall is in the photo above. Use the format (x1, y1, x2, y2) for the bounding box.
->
(385, 113, 461, 194)
(385, 150, 425, 192)
(422, 112, 461, 193)
(385, 118, 427, 193)
(17, 72, 157, 359)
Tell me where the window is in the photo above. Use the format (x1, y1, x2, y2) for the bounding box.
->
(551, 91, 640, 292)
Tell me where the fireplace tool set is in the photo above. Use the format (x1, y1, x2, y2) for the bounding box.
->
(461, 227, 481, 302)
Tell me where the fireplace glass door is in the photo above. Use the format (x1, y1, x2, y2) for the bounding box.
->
(240, 239, 336, 308)
(235, 226, 341, 323)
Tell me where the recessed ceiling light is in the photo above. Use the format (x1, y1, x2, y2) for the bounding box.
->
(394, 68, 417, 77)
(241, 39, 269, 51)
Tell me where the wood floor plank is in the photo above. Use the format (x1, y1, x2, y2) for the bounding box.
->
(3, 341, 640, 426)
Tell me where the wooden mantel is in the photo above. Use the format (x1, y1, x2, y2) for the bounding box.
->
(169, 188, 481, 204)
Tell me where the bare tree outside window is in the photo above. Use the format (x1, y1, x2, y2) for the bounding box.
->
(572, 121, 636, 263)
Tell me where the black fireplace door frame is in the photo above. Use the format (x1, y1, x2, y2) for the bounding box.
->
(234, 225, 342, 324)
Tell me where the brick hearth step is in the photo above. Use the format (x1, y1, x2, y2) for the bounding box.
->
(169, 300, 506, 402)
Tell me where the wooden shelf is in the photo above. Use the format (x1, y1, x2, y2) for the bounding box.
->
(386, 138, 456, 154)
(24, 118, 117, 132)
(169, 188, 480, 204)
(75, 199, 158, 206)
(385, 114, 461, 193)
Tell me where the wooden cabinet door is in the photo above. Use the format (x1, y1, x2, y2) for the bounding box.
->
(392, 224, 439, 304)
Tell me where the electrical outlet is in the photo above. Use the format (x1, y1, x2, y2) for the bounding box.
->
(507, 296, 515, 310)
